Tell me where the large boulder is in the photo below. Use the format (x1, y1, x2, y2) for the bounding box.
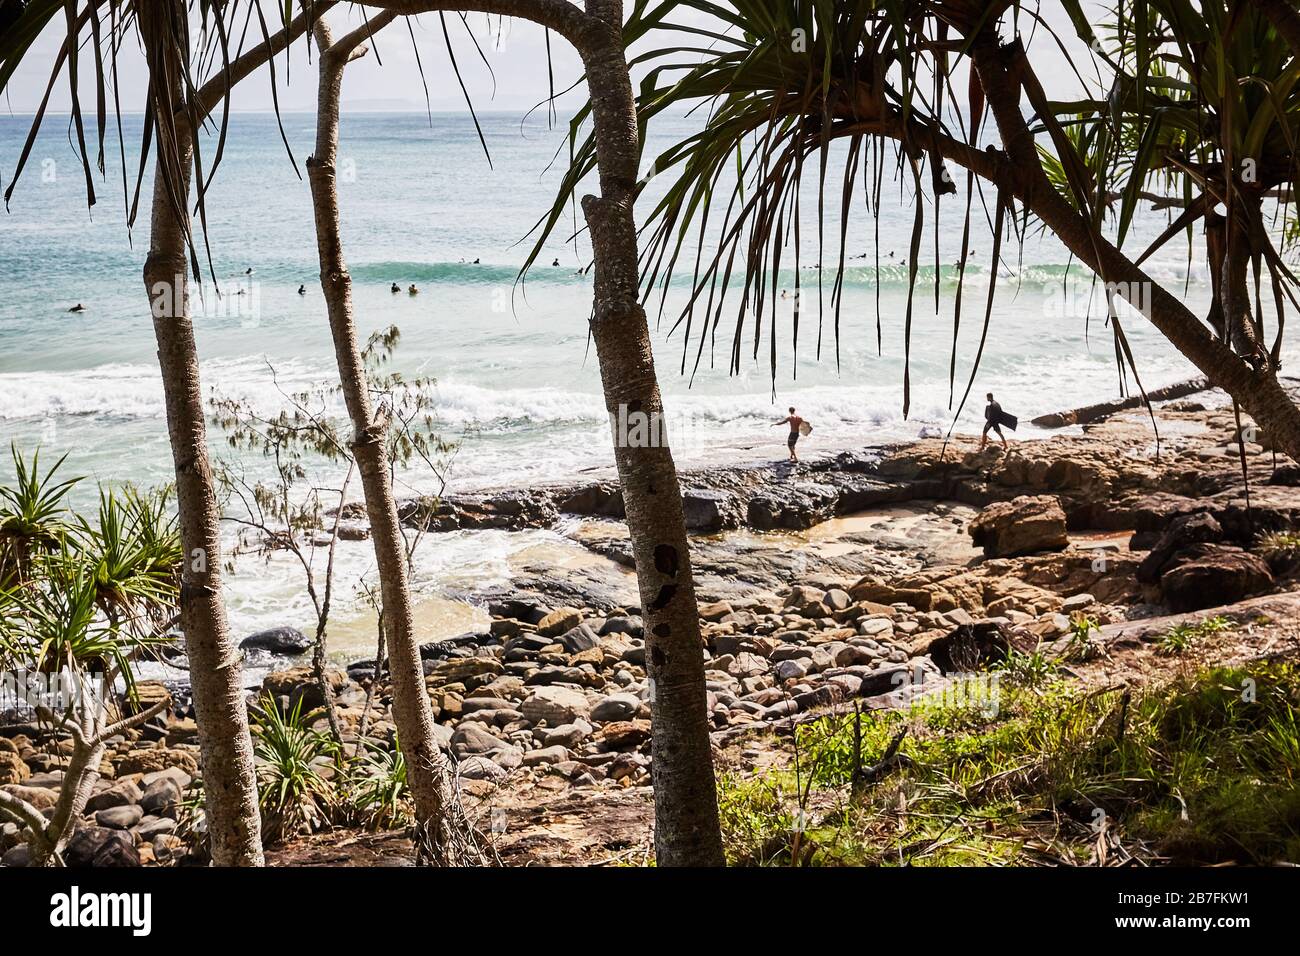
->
(681, 489, 736, 532)
(1158, 544, 1274, 612)
(521, 686, 590, 726)
(969, 495, 1069, 557)
(115, 748, 199, 778)
(746, 482, 839, 531)
(0, 751, 29, 786)
(537, 608, 583, 637)
(261, 666, 347, 712)
(556, 624, 599, 654)
(451, 724, 509, 755)
(240, 626, 312, 655)
(64, 827, 140, 867)
(1136, 511, 1224, 584)
(85, 780, 143, 815)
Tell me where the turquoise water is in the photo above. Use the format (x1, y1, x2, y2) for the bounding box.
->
(1, 110, 1291, 646)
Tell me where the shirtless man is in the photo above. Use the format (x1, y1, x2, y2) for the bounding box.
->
(772, 406, 805, 462)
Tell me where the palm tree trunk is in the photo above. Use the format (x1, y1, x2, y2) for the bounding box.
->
(577, 1, 724, 867)
(138, 0, 263, 867)
(331, 0, 724, 865)
(963, 35, 1300, 463)
(306, 13, 472, 864)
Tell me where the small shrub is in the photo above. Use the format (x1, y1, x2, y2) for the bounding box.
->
(343, 739, 411, 831)
(251, 695, 340, 844)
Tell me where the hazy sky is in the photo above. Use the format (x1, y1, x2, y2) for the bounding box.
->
(6, 8, 590, 114)
(3, 3, 1103, 116)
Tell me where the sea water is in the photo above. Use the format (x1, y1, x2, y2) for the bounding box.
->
(1, 111, 1293, 655)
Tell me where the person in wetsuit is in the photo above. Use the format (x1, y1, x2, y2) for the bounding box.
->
(981, 392, 1010, 451)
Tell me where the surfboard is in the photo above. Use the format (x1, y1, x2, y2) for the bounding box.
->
(998, 411, 1019, 431)
(799, 421, 813, 436)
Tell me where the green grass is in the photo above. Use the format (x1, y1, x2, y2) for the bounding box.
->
(1157, 615, 1232, 656)
(993, 644, 1060, 688)
(716, 661, 1300, 866)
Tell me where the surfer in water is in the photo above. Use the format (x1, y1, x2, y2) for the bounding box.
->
(773, 406, 808, 462)
(391, 282, 400, 294)
(980, 392, 1015, 451)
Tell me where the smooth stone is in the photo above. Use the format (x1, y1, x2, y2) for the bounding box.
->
(95, 805, 144, 830)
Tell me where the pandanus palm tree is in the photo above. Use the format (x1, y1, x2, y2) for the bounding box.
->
(536, 0, 1300, 463)
(1, 0, 336, 865)
(305, 7, 487, 865)
(367, 0, 725, 866)
(0, 480, 180, 865)
(4, 0, 725, 865)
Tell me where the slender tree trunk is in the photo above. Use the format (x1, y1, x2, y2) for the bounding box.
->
(138, 1, 263, 866)
(37, 734, 104, 864)
(334, 0, 725, 864)
(577, 0, 724, 866)
(306, 13, 473, 864)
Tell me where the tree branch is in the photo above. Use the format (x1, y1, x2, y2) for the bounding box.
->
(328, 8, 401, 63)
(95, 694, 171, 745)
(0, 788, 49, 845)
(363, 0, 601, 54)
(193, 2, 339, 121)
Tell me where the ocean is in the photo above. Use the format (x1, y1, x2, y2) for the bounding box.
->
(1, 110, 1292, 657)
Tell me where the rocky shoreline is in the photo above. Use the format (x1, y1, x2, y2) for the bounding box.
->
(3, 390, 1298, 866)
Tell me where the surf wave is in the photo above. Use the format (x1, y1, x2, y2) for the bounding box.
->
(332, 257, 1221, 292)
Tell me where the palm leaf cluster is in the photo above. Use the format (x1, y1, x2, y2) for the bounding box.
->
(1055, 0, 1300, 369)
(0, 445, 181, 700)
(535, 0, 1298, 422)
(532, 0, 1053, 417)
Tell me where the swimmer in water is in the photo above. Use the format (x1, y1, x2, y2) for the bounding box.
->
(552, 258, 560, 267)
(408, 284, 419, 295)
(391, 282, 400, 293)
(68, 303, 85, 313)
(297, 285, 306, 295)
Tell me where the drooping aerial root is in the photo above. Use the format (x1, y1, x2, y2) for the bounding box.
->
(408, 754, 499, 867)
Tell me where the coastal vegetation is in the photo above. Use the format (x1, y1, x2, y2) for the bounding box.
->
(0, 0, 1297, 872)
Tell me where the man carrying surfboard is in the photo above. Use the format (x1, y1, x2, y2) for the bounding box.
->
(773, 407, 811, 462)
(980, 392, 1017, 451)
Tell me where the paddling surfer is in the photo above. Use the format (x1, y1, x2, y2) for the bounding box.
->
(980, 392, 1015, 451)
(773, 406, 807, 462)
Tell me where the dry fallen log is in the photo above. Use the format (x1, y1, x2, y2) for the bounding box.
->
(1031, 377, 1211, 428)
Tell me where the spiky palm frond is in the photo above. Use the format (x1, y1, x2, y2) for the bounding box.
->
(0, 538, 166, 684)
(77, 485, 182, 634)
(530, 0, 1050, 420)
(1061, 0, 1300, 368)
(0, 443, 79, 585)
(533, 0, 1296, 421)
